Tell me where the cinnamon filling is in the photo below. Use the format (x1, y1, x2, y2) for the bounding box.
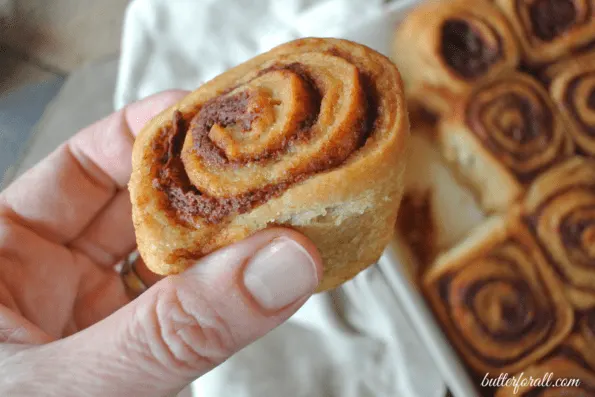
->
(396, 191, 435, 273)
(441, 19, 501, 79)
(190, 91, 258, 165)
(529, 0, 577, 41)
(436, 240, 556, 368)
(461, 276, 542, 341)
(191, 64, 321, 165)
(551, 344, 593, 371)
(564, 73, 595, 145)
(588, 88, 595, 109)
(151, 61, 378, 225)
(559, 207, 595, 268)
(525, 185, 595, 293)
(583, 310, 595, 342)
(152, 112, 300, 224)
(466, 80, 564, 183)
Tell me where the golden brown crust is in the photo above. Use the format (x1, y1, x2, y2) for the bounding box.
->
(438, 72, 573, 212)
(549, 52, 595, 156)
(129, 38, 409, 292)
(393, 0, 520, 115)
(424, 214, 574, 375)
(495, 0, 595, 65)
(521, 157, 595, 309)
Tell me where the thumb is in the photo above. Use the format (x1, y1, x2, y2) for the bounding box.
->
(10, 228, 322, 396)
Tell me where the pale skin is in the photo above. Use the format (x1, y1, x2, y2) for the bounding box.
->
(0, 91, 323, 396)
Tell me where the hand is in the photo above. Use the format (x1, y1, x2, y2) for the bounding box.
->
(0, 91, 322, 396)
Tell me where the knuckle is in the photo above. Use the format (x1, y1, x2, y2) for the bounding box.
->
(148, 279, 236, 371)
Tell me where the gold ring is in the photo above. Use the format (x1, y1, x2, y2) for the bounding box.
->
(120, 252, 148, 299)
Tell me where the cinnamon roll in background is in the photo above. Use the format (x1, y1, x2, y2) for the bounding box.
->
(541, 51, 595, 85)
(495, 0, 595, 65)
(438, 72, 573, 212)
(129, 38, 409, 292)
(549, 52, 595, 156)
(495, 334, 595, 396)
(392, 0, 520, 115)
(395, 0, 595, 394)
(423, 214, 574, 375)
(578, 309, 595, 350)
(522, 157, 595, 310)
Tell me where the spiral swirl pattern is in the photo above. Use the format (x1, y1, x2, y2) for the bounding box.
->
(524, 157, 595, 307)
(525, 0, 591, 42)
(465, 73, 572, 183)
(550, 53, 595, 157)
(130, 38, 407, 288)
(496, 0, 595, 64)
(496, 334, 595, 396)
(440, 15, 503, 79)
(431, 235, 572, 374)
(393, 0, 520, 115)
(149, 44, 392, 226)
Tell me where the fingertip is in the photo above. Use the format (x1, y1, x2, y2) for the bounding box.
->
(239, 228, 322, 311)
(259, 227, 324, 283)
(186, 227, 324, 280)
(180, 227, 324, 299)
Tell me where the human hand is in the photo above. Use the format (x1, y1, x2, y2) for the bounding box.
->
(0, 91, 322, 396)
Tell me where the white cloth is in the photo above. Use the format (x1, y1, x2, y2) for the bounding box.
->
(115, 0, 414, 108)
(115, 1, 445, 396)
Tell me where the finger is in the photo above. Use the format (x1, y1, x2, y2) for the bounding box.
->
(0, 305, 53, 345)
(0, 217, 83, 338)
(68, 190, 136, 267)
(4, 229, 322, 396)
(69, 90, 189, 265)
(0, 90, 188, 245)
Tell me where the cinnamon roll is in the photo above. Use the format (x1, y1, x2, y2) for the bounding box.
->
(393, 0, 520, 115)
(438, 72, 573, 212)
(495, 0, 595, 65)
(579, 309, 595, 350)
(424, 214, 573, 375)
(522, 157, 595, 308)
(549, 52, 595, 156)
(495, 334, 595, 396)
(541, 51, 595, 85)
(129, 38, 409, 292)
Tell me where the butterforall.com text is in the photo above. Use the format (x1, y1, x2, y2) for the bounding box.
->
(481, 372, 581, 394)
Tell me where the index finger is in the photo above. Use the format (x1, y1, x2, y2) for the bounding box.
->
(0, 90, 188, 245)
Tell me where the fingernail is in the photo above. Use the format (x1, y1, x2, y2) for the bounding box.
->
(243, 237, 318, 310)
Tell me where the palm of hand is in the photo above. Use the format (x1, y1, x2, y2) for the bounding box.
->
(0, 91, 321, 396)
(0, 92, 182, 345)
(0, 215, 129, 343)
